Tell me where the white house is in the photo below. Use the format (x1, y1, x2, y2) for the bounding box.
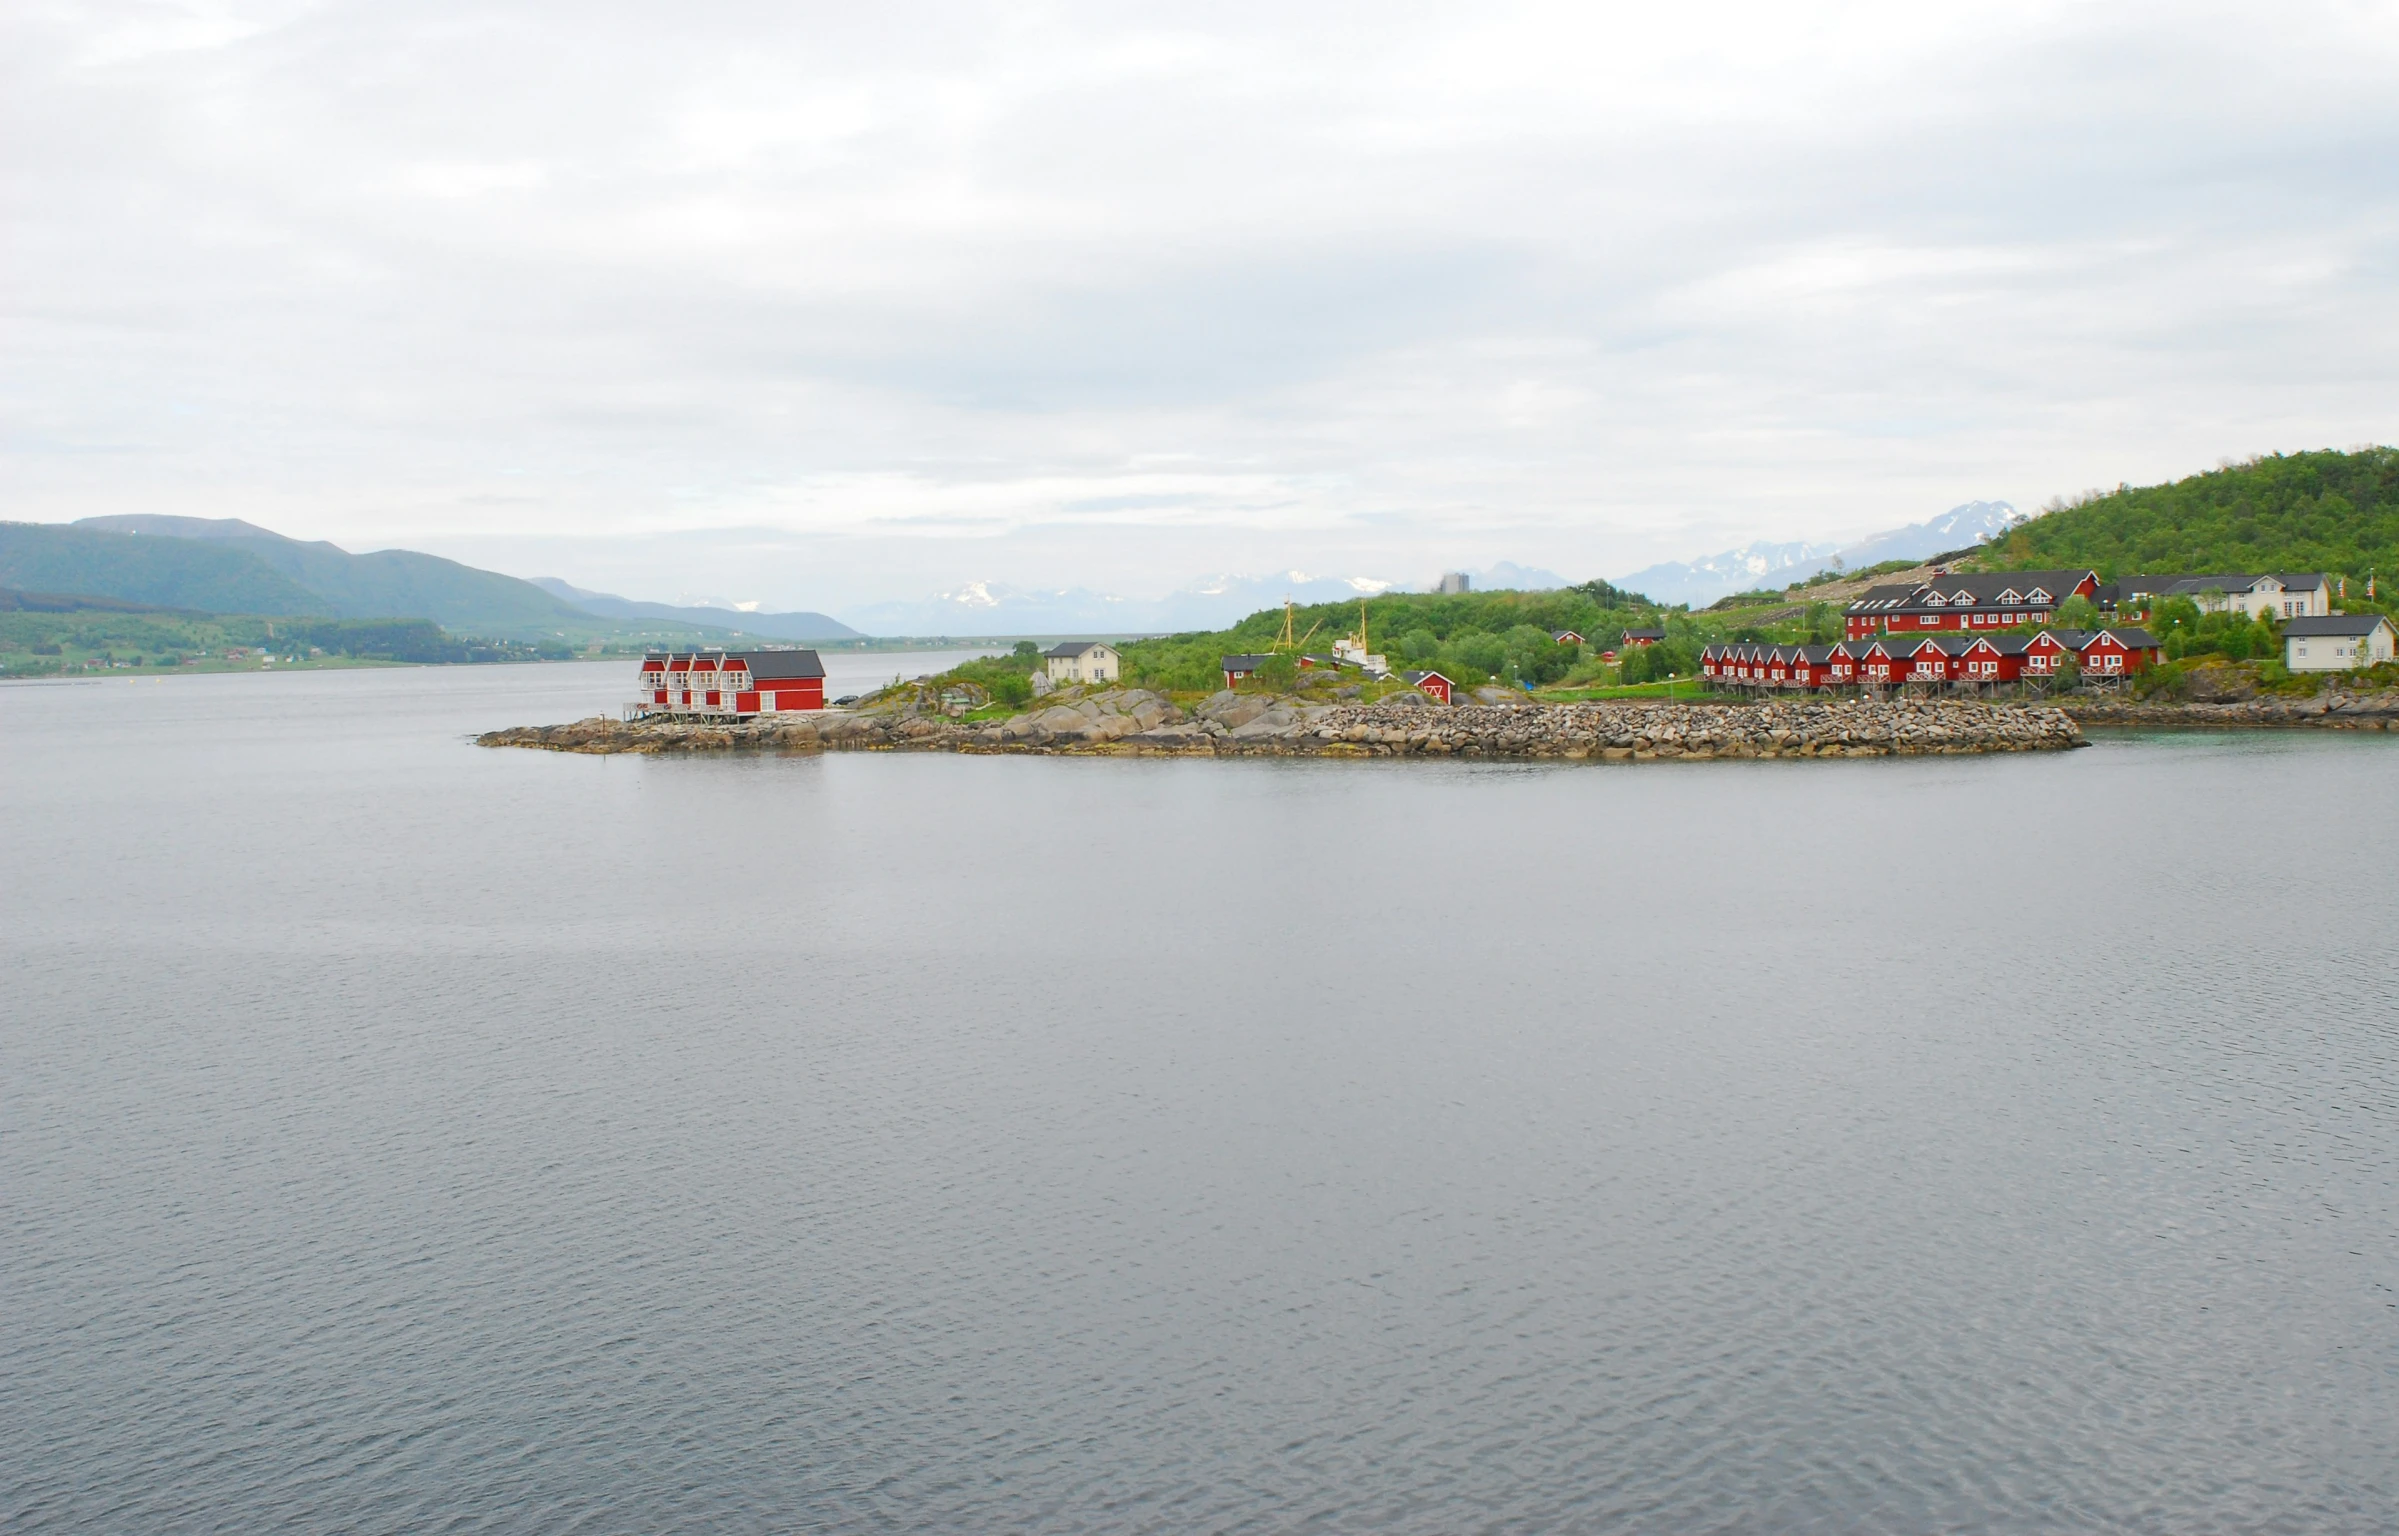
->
(2125, 573, 2332, 620)
(1043, 641, 1121, 684)
(2284, 614, 2397, 672)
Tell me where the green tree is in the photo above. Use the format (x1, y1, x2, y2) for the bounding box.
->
(2055, 594, 2101, 630)
(1450, 630, 1506, 676)
(1502, 625, 1571, 685)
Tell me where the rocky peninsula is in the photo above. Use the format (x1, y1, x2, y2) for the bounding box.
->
(480, 688, 2085, 761)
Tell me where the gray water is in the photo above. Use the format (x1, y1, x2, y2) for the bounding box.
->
(5, 662, 2396, 1533)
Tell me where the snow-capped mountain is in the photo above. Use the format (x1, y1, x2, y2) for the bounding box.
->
(1614, 540, 1838, 609)
(1824, 500, 2020, 572)
(1615, 502, 2020, 608)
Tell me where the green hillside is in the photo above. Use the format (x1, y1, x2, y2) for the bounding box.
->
(0, 523, 330, 614)
(1116, 582, 1663, 691)
(1979, 448, 2399, 581)
(1, 517, 758, 643)
(71, 514, 587, 631)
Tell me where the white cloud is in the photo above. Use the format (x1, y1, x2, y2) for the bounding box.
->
(4, 0, 2396, 608)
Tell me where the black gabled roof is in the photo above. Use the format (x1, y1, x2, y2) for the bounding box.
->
(2284, 614, 2394, 637)
(1916, 570, 2094, 606)
(2088, 627, 2159, 648)
(1221, 653, 1274, 670)
(1399, 669, 1452, 686)
(1844, 584, 1924, 613)
(1044, 641, 1113, 658)
(1848, 570, 2095, 613)
(2122, 572, 2332, 599)
(734, 648, 825, 681)
(1623, 627, 1666, 640)
(1798, 645, 1837, 663)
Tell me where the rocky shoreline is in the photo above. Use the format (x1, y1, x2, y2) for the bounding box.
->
(480, 693, 2086, 761)
(2060, 689, 2399, 729)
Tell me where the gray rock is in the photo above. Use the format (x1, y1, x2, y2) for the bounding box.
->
(1028, 671, 1055, 696)
(1215, 697, 1272, 730)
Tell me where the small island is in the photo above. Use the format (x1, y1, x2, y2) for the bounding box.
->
(482, 665, 2085, 761)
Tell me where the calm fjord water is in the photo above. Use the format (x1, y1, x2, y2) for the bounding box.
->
(4, 663, 2397, 1533)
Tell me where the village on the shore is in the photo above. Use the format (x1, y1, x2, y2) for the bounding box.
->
(620, 565, 2398, 724)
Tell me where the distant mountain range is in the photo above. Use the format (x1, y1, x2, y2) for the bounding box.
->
(844, 570, 1390, 637)
(840, 564, 1575, 636)
(1460, 562, 1570, 592)
(1614, 502, 2021, 608)
(528, 579, 859, 640)
(0, 517, 748, 643)
(0, 516, 1579, 642)
(4, 501, 2034, 643)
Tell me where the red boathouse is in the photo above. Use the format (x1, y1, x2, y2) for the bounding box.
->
(633, 649, 826, 718)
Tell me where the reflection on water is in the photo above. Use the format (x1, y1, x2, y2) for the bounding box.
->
(4, 665, 2396, 1532)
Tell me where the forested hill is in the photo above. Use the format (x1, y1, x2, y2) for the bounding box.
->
(0, 518, 729, 642)
(0, 522, 331, 615)
(64, 515, 586, 632)
(1978, 448, 2399, 580)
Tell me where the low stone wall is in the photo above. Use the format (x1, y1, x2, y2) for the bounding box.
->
(2061, 690, 2399, 730)
(480, 698, 2083, 760)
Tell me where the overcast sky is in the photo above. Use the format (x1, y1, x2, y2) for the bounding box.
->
(7, 0, 2397, 609)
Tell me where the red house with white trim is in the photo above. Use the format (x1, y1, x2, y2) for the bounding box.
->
(634, 649, 826, 718)
(1844, 570, 2100, 639)
(1399, 669, 1454, 704)
(2076, 627, 2160, 677)
(1221, 653, 1273, 688)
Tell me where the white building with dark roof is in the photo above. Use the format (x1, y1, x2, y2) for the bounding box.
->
(2284, 614, 2396, 671)
(1043, 641, 1120, 685)
(2112, 573, 2331, 620)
